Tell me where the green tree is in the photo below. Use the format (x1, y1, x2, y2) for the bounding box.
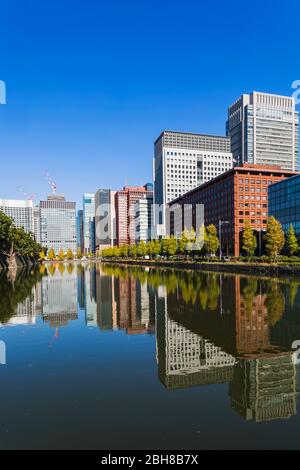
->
(66, 249, 74, 260)
(204, 224, 219, 256)
(287, 224, 299, 256)
(242, 219, 257, 257)
(177, 229, 189, 255)
(119, 244, 129, 258)
(161, 236, 177, 256)
(48, 248, 56, 260)
(129, 244, 138, 258)
(265, 216, 285, 260)
(39, 250, 46, 260)
(76, 247, 83, 259)
(137, 241, 147, 257)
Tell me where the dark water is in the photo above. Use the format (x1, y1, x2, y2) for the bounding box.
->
(0, 263, 300, 450)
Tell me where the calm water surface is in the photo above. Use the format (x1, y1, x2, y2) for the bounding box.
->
(0, 262, 300, 449)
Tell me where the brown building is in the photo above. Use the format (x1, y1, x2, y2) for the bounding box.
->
(115, 184, 153, 245)
(169, 164, 298, 256)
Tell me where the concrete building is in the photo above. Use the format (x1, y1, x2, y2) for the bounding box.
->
(39, 194, 76, 254)
(0, 198, 34, 234)
(33, 205, 40, 243)
(153, 130, 232, 235)
(169, 164, 297, 256)
(134, 194, 153, 242)
(227, 91, 299, 170)
(95, 189, 116, 253)
(76, 209, 84, 252)
(268, 174, 300, 235)
(115, 183, 153, 245)
(83, 193, 95, 253)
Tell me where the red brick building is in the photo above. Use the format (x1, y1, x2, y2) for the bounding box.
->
(115, 184, 153, 245)
(169, 164, 297, 256)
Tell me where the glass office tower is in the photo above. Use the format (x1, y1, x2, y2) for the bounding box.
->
(268, 174, 300, 234)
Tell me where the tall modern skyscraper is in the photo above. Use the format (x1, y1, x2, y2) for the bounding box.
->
(76, 209, 84, 252)
(83, 193, 95, 253)
(134, 194, 153, 242)
(227, 91, 299, 170)
(39, 194, 76, 253)
(0, 198, 34, 234)
(153, 131, 232, 234)
(115, 183, 153, 245)
(33, 205, 40, 243)
(95, 189, 116, 253)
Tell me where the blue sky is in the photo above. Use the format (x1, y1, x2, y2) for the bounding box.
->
(1, 0, 300, 206)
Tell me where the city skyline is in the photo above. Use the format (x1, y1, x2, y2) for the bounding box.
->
(1, 0, 300, 205)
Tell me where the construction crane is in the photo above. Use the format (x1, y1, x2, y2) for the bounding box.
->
(17, 186, 36, 201)
(44, 171, 57, 194)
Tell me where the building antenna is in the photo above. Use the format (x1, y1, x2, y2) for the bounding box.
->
(44, 171, 57, 194)
(17, 186, 36, 201)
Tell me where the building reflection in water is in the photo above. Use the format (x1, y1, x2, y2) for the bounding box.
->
(1, 263, 299, 423)
(106, 266, 299, 423)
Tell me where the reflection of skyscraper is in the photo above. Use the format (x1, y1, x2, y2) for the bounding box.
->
(116, 274, 153, 334)
(95, 266, 115, 330)
(230, 354, 298, 421)
(42, 269, 78, 327)
(85, 266, 97, 327)
(156, 287, 236, 389)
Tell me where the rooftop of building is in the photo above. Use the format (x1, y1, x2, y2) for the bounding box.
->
(169, 164, 299, 205)
(154, 129, 230, 145)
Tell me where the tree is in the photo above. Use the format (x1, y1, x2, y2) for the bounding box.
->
(66, 249, 74, 260)
(177, 229, 189, 255)
(137, 241, 147, 257)
(152, 239, 161, 257)
(242, 220, 257, 257)
(128, 244, 137, 258)
(204, 224, 219, 256)
(48, 248, 56, 260)
(76, 247, 83, 259)
(161, 236, 177, 256)
(58, 249, 65, 261)
(265, 216, 285, 260)
(287, 224, 299, 256)
(39, 250, 46, 260)
(119, 244, 129, 258)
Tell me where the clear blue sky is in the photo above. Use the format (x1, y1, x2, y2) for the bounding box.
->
(1, 0, 300, 206)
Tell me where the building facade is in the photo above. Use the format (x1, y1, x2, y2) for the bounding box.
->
(169, 164, 297, 256)
(76, 209, 84, 252)
(227, 92, 299, 170)
(83, 193, 95, 253)
(134, 194, 153, 242)
(0, 198, 34, 234)
(39, 194, 76, 253)
(95, 189, 116, 253)
(268, 174, 300, 235)
(153, 130, 232, 234)
(115, 183, 153, 245)
(33, 205, 40, 243)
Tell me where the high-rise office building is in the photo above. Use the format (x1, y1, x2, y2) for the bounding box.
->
(39, 194, 76, 253)
(33, 205, 40, 243)
(153, 131, 232, 234)
(227, 91, 299, 170)
(134, 194, 153, 242)
(115, 183, 153, 245)
(83, 193, 95, 253)
(0, 198, 34, 234)
(95, 189, 116, 253)
(76, 209, 84, 252)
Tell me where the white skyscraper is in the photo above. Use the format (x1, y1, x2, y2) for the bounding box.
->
(83, 193, 95, 253)
(153, 131, 233, 233)
(0, 198, 34, 234)
(39, 194, 76, 253)
(227, 91, 299, 170)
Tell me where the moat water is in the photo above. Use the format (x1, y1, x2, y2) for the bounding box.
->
(0, 262, 300, 449)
